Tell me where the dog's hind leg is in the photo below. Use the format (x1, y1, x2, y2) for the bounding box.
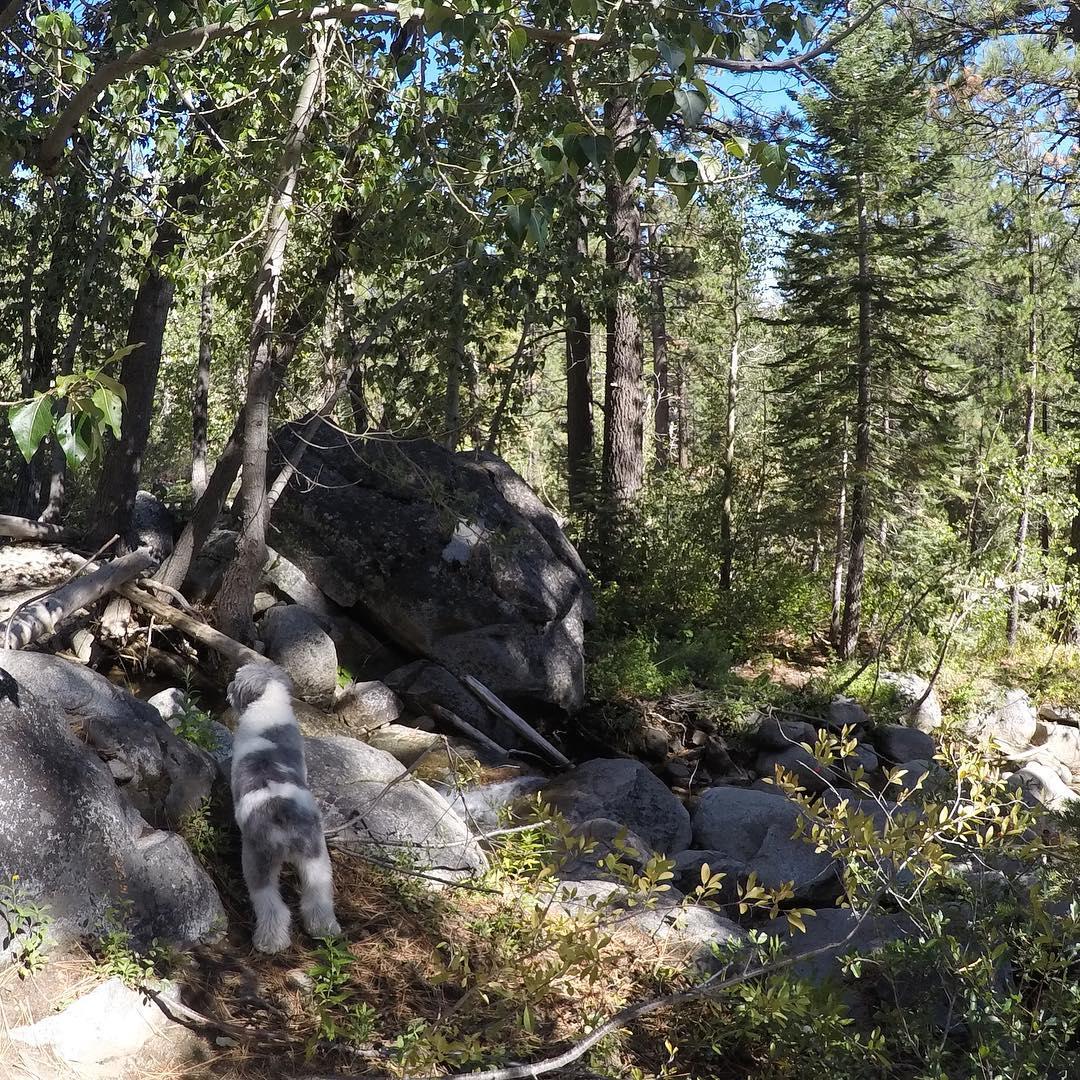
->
(243, 842, 291, 953)
(297, 837, 341, 938)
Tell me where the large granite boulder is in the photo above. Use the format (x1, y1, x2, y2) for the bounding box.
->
(0, 668, 223, 949)
(270, 426, 591, 714)
(258, 604, 339, 708)
(305, 735, 487, 880)
(540, 758, 692, 854)
(691, 785, 836, 899)
(0, 650, 214, 827)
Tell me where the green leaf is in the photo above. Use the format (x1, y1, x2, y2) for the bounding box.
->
(658, 39, 687, 74)
(571, 0, 596, 21)
(55, 412, 90, 470)
(644, 91, 674, 131)
(8, 395, 54, 463)
(628, 45, 658, 80)
(91, 386, 123, 439)
(674, 86, 708, 128)
(506, 204, 530, 246)
(725, 135, 750, 159)
(508, 27, 526, 62)
(614, 145, 640, 183)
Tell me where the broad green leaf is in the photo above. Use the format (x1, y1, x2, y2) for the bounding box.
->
(55, 412, 91, 470)
(674, 86, 708, 127)
(8, 395, 54, 463)
(508, 27, 527, 62)
(658, 39, 687, 74)
(92, 386, 123, 439)
(644, 91, 674, 131)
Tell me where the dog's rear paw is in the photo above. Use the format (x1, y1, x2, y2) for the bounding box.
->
(306, 915, 341, 939)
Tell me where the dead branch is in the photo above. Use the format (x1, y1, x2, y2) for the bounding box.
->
(0, 514, 70, 542)
(463, 676, 570, 768)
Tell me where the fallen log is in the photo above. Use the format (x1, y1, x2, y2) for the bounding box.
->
(116, 581, 266, 669)
(430, 703, 511, 763)
(463, 675, 571, 768)
(0, 514, 70, 542)
(2, 549, 153, 649)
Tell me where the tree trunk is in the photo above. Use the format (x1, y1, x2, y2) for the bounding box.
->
(443, 251, 467, 450)
(1007, 217, 1039, 648)
(720, 271, 740, 591)
(214, 25, 334, 643)
(600, 96, 644, 507)
(191, 275, 214, 499)
(648, 225, 670, 469)
(90, 166, 213, 546)
(839, 176, 873, 659)
(830, 440, 849, 650)
(565, 181, 593, 509)
(676, 358, 690, 470)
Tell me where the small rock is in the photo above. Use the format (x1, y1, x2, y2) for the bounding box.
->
(634, 724, 671, 762)
(874, 723, 935, 765)
(259, 605, 339, 709)
(367, 724, 444, 766)
(1038, 703, 1080, 727)
(827, 696, 870, 731)
(334, 680, 403, 732)
(884, 758, 932, 796)
(559, 818, 654, 882)
(671, 850, 747, 906)
(541, 758, 692, 854)
(147, 687, 188, 721)
(1035, 724, 1080, 779)
(10, 978, 183, 1069)
(253, 591, 278, 616)
(777, 908, 913, 985)
(285, 969, 315, 992)
(879, 672, 944, 733)
(757, 743, 874, 793)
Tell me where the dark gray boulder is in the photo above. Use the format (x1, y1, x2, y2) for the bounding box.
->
(0, 651, 214, 827)
(258, 604, 339, 708)
(691, 786, 835, 898)
(873, 723, 935, 765)
(0, 670, 223, 949)
(305, 735, 486, 880)
(540, 758, 692, 854)
(270, 427, 590, 714)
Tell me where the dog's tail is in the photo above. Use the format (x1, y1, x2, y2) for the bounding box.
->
(240, 787, 326, 861)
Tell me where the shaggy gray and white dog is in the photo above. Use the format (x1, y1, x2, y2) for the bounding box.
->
(228, 662, 340, 953)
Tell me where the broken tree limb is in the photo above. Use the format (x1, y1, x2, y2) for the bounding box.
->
(0, 514, 70, 542)
(116, 581, 266, 669)
(3, 548, 153, 649)
(430, 703, 511, 763)
(462, 676, 571, 768)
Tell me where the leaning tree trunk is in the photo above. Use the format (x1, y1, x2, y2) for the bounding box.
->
(676, 358, 691, 470)
(565, 179, 593, 509)
(1007, 217, 1039, 648)
(719, 271, 741, 591)
(839, 176, 873, 660)
(600, 96, 644, 508)
(648, 225, 670, 469)
(214, 25, 334, 643)
(191, 274, 214, 499)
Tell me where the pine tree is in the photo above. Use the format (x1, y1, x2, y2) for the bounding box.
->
(774, 22, 961, 657)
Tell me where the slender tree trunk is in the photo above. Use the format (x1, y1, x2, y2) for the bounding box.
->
(830, 440, 849, 650)
(215, 25, 334, 643)
(1040, 399, 1051, 606)
(1065, 457, 1080, 643)
(839, 176, 873, 659)
(1007, 217, 1039, 648)
(648, 225, 670, 469)
(676, 358, 690, 470)
(444, 253, 466, 450)
(565, 181, 593, 509)
(191, 275, 214, 499)
(600, 96, 644, 507)
(719, 271, 740, 591)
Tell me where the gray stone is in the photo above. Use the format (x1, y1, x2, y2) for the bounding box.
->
(124, 490, 175, 565)
(541, 758, 692, 854)
(270, 428, 590, 714)
(334, 680, 403, 732)
(453, 775, 548, 832)
(9, 978, 183, 1072)
(879, 672, 944, 733)
(1034, 723, 1080, 778)
(306, 735, 486, 879)
(258, 605, 339, 708)
(964, 688, 1039, 750)
(886, 759, 932, 796)
(777, 907, 913, 984)
(1008, 762, 1079, 811)
(874, 723, 935, 765)
(558, 818, 655, 882)
(0, 672, 224, 949)
(367, 724, 445, 766)
(0, 650, 214, 827)
(827, 696, 870, 731)
(386, 660, 508, 742)
(757, 741, 877, 794)
(691, 786, 835, 898)
(671, 850, 748, 907)
(748, 714, 817, 751)
(1038, 703, 1080, 726)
